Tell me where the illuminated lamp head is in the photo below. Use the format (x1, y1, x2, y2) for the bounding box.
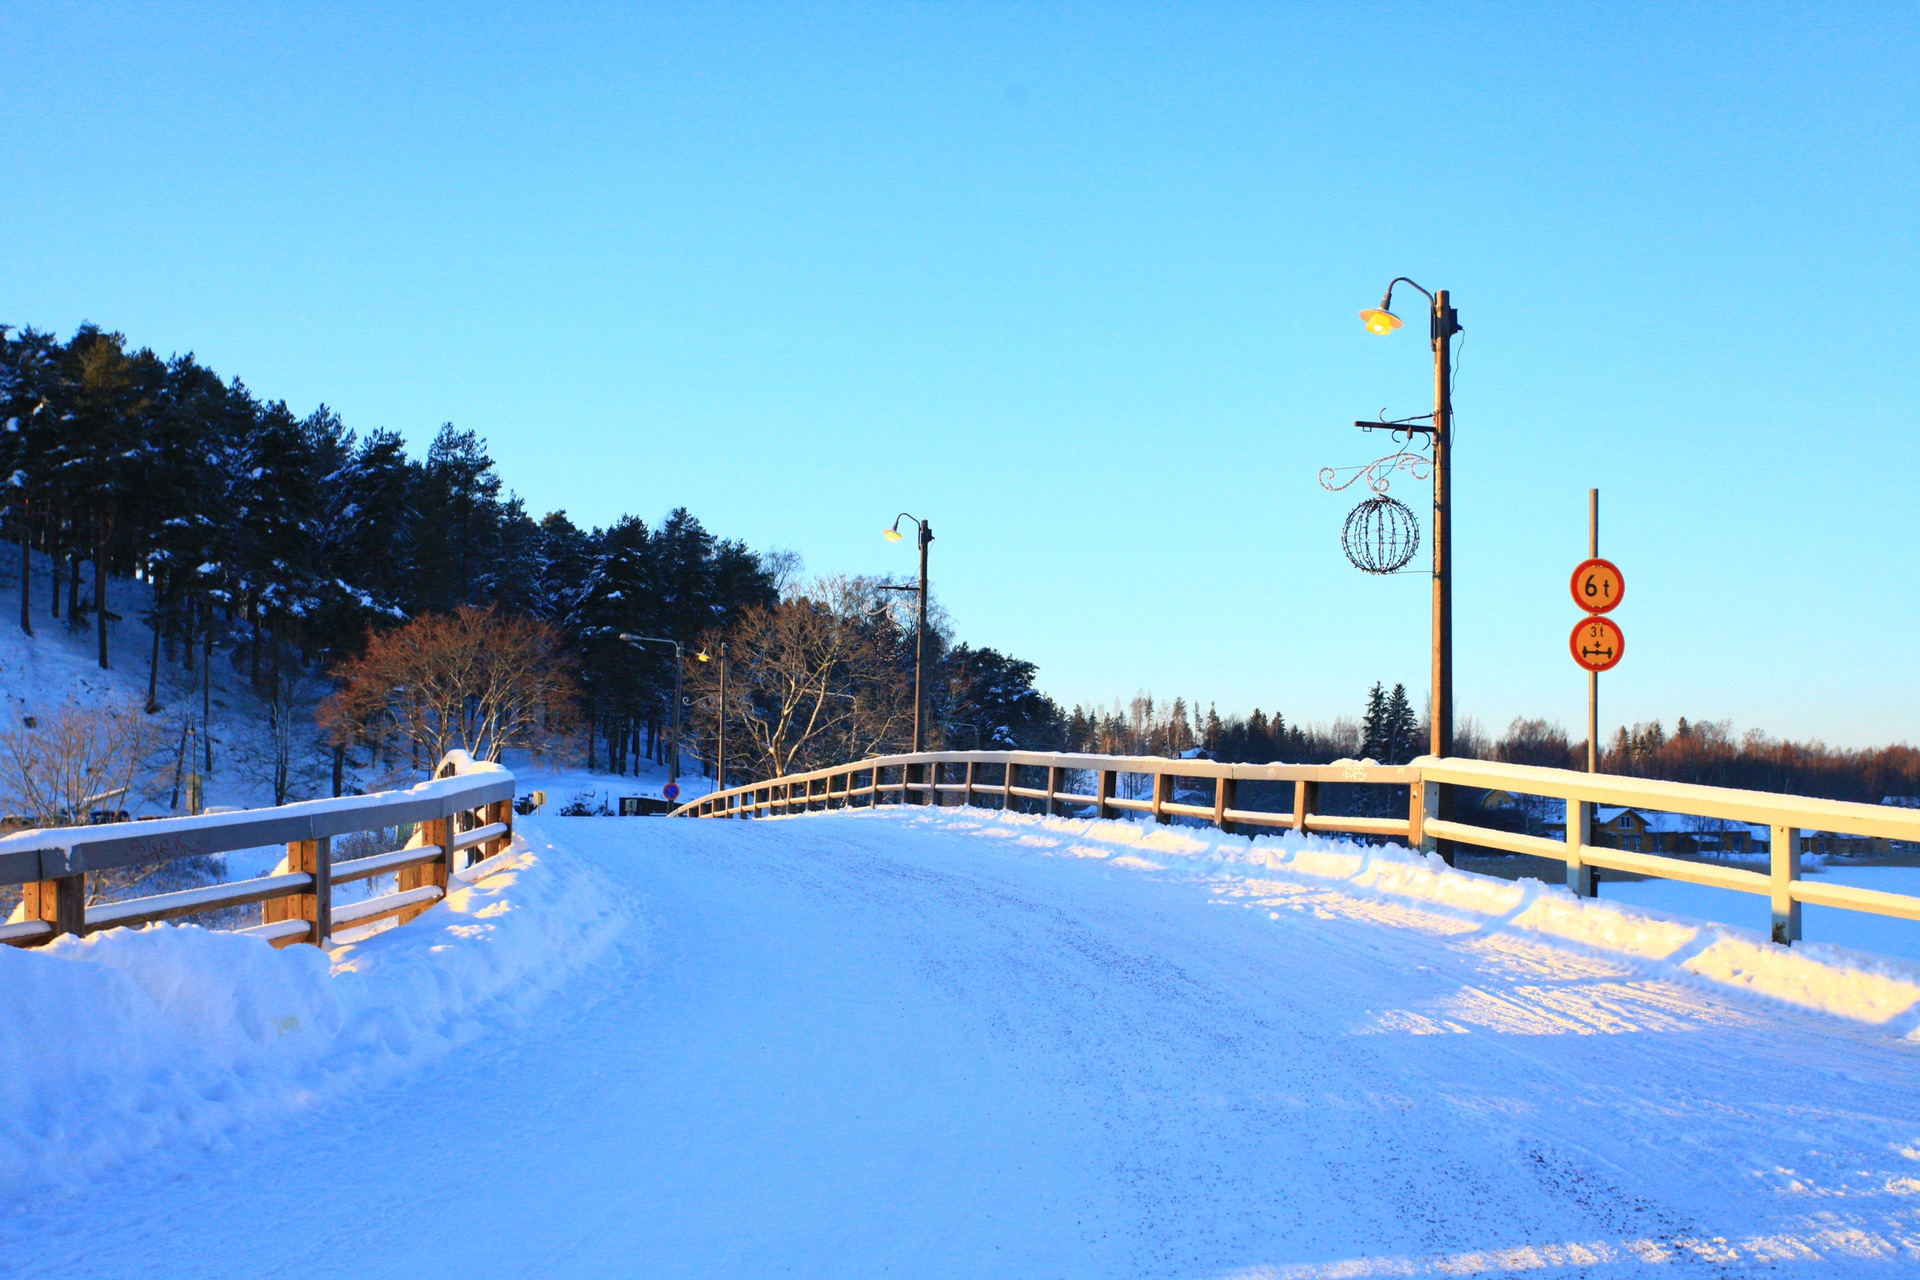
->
(1359, 307, 1402, 335)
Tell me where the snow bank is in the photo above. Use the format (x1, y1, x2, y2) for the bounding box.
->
(861, 806, 1920, 1039)
(0, 834, 626, 1202)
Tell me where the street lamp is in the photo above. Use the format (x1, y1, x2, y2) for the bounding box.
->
(619, 633, 685, 782)
(696, 641, 728, 789)
(880, 513, 933, 754)
(1358, 277, 1461, 861)
(881, 513, 933, 807)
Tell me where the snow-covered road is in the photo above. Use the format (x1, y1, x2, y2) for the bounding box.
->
(8, 807, 1920, 1277)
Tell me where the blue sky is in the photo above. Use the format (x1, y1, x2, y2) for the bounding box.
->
(4, 2, 1916, 745)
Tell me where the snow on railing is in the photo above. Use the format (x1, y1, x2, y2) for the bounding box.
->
(0, 751, 516, 950)
(673, 750, 1920, 947)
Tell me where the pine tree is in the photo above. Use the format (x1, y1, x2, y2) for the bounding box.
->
(413, 424, 503, 611)
(1383, 683, 1418, 765)
(1360, 682, 1389, 761)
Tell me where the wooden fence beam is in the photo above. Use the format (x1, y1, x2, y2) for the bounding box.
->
(18, 872, 84, 943)
(1292, 781, 1318, 836)
(263, 837, 331, 948)
(398, 816, 450, 926)
(1565, 799, 1594, 897)
(1772, 824, 1801, 945)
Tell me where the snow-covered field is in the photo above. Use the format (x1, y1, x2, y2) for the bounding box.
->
(6, 804, 1920, 1277)
(1597, 866, 1920, 966)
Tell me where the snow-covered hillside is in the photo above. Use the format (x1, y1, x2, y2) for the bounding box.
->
(6, 805, 1920, 1276)
(0, 553, 292, 814)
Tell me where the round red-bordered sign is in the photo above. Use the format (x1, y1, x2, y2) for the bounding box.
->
(1570, 616, 1625, 672)
(1570, 558, 1624, 614)
(662, 782, 681, 803)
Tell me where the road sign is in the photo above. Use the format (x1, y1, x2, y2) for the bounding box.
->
(662, 782, 681, 804)
(1570, 616, 1625, 672)
(1570, 557, 1624, 614)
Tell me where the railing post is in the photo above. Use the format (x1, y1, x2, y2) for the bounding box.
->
(399, 813, 451, 925)
(1292, 780, 1317, 836)
(1771, 824, 1802, 945)
(1215, 775, 1237, 835)
(265, 837, 331, 947)
(1566, 799, 1595, 897)
(928, 761, 941, 808)
(496, 796, 515, 856)
(1046, 765, 1062, 817)
(19, 859, 84, 943)
(1151, 770, 1172, 825)
(964, 761, 977, 807)
(1096, 769, 1116, 820)
(1003, 761, 1017, 813)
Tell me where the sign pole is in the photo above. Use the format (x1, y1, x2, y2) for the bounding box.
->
(1569, 502, 1622, 903)
(1588, 488, 1598, 774)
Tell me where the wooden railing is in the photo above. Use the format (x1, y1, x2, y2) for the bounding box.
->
(673, 751, 1421, 837)
(673, 750, 1920, 947)
(1, 751, 516, 950)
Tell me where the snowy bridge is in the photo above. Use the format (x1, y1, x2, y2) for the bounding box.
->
(6, 755, 1920, 1275)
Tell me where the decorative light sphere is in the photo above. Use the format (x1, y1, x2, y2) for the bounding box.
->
(1342, 495, 1420, 574)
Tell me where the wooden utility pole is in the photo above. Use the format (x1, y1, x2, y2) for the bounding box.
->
(1429, 289, 1460, 864)
(716, 641, 729, 791)
(914, 520, 931, 754)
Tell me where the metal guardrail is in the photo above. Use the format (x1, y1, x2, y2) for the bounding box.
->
(673, 750, 1920, 947)
(1, 752, 516, 949)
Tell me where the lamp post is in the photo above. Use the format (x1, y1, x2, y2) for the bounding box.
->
(1359, 278, 1461, 862)
(698, 641, 729, 789)
(619, 633, 685, 782)
(881, 513, 933, 753)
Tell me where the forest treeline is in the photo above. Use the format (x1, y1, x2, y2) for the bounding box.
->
(0, 322, 1069, 789)
(1070, 691, 1920, 808)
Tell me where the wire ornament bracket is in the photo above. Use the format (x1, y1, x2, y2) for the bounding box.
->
(1318, 450, 1433, 496)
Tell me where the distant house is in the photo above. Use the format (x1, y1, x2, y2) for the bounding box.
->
(1543, 805, 1896, 858)
(1544, 806, 1766, 855)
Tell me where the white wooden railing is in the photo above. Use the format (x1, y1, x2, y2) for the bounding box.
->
(1, 751, 516, 950)
(674, 750, 1920, 947)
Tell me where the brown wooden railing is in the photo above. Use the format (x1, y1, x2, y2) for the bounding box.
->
(673, 751, 1421, 839)
(1, 752, 516, 950)
(673, 750, 1920, 947)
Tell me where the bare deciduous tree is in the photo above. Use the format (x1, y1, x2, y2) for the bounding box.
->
(321, 607, 578, 777)
(0, 700, 213, 907)
(687, 576, 916, 781)
(0, 701, 157, 829)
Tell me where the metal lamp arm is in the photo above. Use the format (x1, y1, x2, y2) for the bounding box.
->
(619, 633, 682, 657)
(1381, 277, 1434, 311)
